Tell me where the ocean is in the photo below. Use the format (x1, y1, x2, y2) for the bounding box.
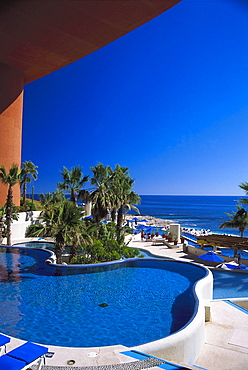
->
(133, 195, 243, 236)
(31, 194, 244, 237)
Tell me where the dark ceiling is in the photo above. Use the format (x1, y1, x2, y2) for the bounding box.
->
(0, 0, 181, 84)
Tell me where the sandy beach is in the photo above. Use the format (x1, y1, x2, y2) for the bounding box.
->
(125, 214, 172, 228)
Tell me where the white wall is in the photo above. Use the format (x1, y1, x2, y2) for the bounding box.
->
(2, 211, 41, 243)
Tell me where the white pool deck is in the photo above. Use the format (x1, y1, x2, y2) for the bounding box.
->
(5, 237, 248, 370)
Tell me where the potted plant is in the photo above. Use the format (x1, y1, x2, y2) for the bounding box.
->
(168, 232, 173, 242)
(173, 234, 178, 245)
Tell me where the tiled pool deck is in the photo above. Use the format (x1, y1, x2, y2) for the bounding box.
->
(30, 357, 167, 370)
(7, 237, 248, 370)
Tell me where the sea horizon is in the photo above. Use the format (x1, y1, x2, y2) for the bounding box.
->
(28, 194, 246, 237)
(130, 194, 244, 237)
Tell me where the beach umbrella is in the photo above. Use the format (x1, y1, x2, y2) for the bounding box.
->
(226, 260, 239, 267)
(198, 252, 225, 262)
(216, 262, 237, 269)
(132, 217, 139, 221)
(139, 219, 148, 222)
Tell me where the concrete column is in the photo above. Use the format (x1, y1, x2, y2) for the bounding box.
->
(0, 63, 24, 206)
(85, 201, 92, 217)
(169, 223, 181, 242)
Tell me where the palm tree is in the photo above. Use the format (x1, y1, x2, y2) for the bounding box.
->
(39, 190, 65, 211)
(108, 165, 128, 223)
(26, 199, 84, 263)
(69, 221, 96, 262)
(219, 205, 248, 237)
(122, 190, 140, 218)
(57, 165, 89, 206)
(90, 163, 112, 222)
(0, 205, 6, 244)
(0, 164, 21, 245)
(239, 181, 248, 205)
(109, 165, 140, 230)
(20, 160, 38, 207)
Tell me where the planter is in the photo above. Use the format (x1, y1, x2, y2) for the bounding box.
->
(174, 240, 178, 245)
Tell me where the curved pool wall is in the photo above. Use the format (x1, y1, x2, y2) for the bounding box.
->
(131, 260, 213, 365)
(0, 245, 213, 365)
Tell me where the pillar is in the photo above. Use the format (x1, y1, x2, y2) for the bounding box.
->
(0, 63, 24, 206)
(169, 223, 181, 242)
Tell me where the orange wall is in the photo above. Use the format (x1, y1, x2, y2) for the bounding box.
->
(0, 64, 23, 206)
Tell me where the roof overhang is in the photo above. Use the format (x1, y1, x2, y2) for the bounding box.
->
(197, 234, 248, 251)
(0, 0, 181, 84)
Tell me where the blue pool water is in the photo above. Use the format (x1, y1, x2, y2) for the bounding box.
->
(212, 270, 248, 299)
(0, 249, 206, 347)
(13, 242, 54, 250)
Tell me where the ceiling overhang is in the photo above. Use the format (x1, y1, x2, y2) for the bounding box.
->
(0, 0, 181, 85)
(197, 234, 248, 251)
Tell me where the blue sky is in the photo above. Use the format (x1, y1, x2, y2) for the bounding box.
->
(22, 0, 248, 196)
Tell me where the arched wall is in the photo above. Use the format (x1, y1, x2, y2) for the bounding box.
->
(0, 0, 182, 206)
(0, 63, 23, 205)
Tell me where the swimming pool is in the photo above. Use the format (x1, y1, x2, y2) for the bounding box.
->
(212, 269, 248, 299)
(13, 241, 54, 250)
(0, 246, 209, 348)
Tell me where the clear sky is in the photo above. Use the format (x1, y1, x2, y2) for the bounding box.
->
(22, 0, 248, 196)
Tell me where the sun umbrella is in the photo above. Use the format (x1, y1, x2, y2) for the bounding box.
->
(132, 217, 139, 221)
(139, 219, 148, 222)
(198, 252, 225, 262)
(216, 262, 237, 269)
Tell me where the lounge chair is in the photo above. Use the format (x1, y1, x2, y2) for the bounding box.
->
(151, 238, 167, 245)
(0, 333, 10, 354)
(0, 341, 48, 370)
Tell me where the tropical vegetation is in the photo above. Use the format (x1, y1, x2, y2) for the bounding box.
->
(20, 160, 38, 208)
(57, 165, 89, 206)
(89, 163, 140, 226)
(0, 206, 6, 244)
(26, 197, 86, 263)
(219, 205, 248, 237)
(0, 164, 21, 245)
(24, 163, 141, 264)
(0, 160, 141, 263)
(238, 181, 248, 206)
(70, 221, 140, 265)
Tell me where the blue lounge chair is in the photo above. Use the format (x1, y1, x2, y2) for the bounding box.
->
(0, 341, 48, 370)
(0, 333, 11, 354)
